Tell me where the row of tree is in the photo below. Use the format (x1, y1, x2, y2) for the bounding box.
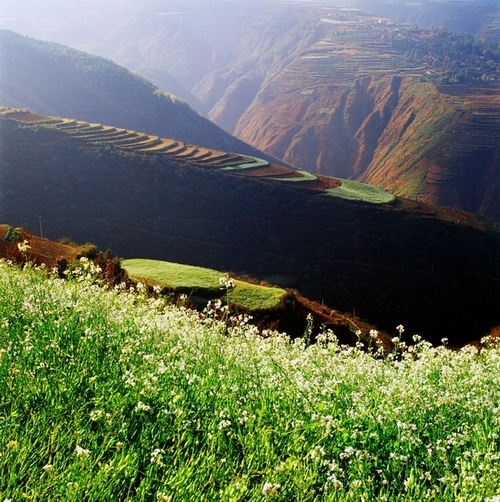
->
(387, 26, 500, 83)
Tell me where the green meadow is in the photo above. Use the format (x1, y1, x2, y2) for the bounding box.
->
(1, 259, 500, 501)
(122, 259, 287, 311)
(325, 179, 396, 204)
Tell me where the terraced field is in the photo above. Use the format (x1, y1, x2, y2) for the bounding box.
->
(436, 86, 500, 157)
(1, 107, 398, 200)
(265, 14, 426, 96)
(0, 107, 322, 184)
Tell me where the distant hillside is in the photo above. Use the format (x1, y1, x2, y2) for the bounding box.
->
(1, 111, 500, 346)
(201, 9, 500, 220)
(0, 29, 278, 162)
(1, 0, 497, 96)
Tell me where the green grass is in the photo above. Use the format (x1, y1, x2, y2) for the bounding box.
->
(267, 170, 318, 182)
(219, 157, 270, 171)
(324, 179, 396, 204)
(122, 258, 287, 310)
(1, 260, 500, 500)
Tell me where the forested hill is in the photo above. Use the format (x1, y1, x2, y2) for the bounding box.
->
(0, 29, 279, 162)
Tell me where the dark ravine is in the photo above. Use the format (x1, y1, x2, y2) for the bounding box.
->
(1, 115, 499, 347)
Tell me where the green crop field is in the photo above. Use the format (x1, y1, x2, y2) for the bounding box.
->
(267, 170, 318, 182)
(325, 179, 396, 204)
(122, 258, 287, 311)
(220, 157, 270, 171)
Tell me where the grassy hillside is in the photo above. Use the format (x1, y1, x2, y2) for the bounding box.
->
(1, 261, 500, 500)
(0, 29, 280, 163)
(324, 179, 395, 204)
(1, 114, 499, 345)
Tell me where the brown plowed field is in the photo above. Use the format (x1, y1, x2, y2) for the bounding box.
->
(0, 225, 86, 269)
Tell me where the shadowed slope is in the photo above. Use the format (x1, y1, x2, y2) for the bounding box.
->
(1, 113, 499, 346)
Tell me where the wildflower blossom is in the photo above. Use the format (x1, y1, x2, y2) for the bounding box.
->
(218, 419, 231, 430)
(339, 446, 355, 459)
(310, 445, 326, 461)
(134, 401, 151, 412)
(262, 482, 281, 496)
(219, 275, 235, 289)
(17, 240, 31, 254)
(90, 409, 105, 421)
(75, 445, 90, 457)
(150, 448, 165, 466)
(328, 476, 343, 490)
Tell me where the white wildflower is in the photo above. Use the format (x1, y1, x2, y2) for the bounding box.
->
(134, 401, 151, 412)
(262, 482, 281, 496)
(339, 446, 355, 459)
(17, 240, 31, 254)
(218, 419, 231, 430)
(150, 448, 165, 466)
(310, 445, 326, 461)
(219, 275, 235, 289)
(75, 445, 90, 457)
(90, 409, 105, 421)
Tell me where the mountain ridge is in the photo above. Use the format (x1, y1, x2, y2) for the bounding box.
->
(0, 29, 282, 165)
(205, 12, 500, 220)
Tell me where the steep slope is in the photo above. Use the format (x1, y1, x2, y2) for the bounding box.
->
(0, 29, 278, 162)
(1, 113, 500, 346)
(216, 9, 500, 220)
(237, 74, 500, 220)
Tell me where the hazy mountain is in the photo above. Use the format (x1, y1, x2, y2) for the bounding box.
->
(1, 110, 500, 345)
(0, 29, 279, 161)
(1, 1, 497, 107)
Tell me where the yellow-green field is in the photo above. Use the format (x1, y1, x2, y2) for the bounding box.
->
(122, 258, 287, 311)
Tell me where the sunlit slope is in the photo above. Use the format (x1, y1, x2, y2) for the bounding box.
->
(196, 8, 500, 220)
(122, 259, 287, 311)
